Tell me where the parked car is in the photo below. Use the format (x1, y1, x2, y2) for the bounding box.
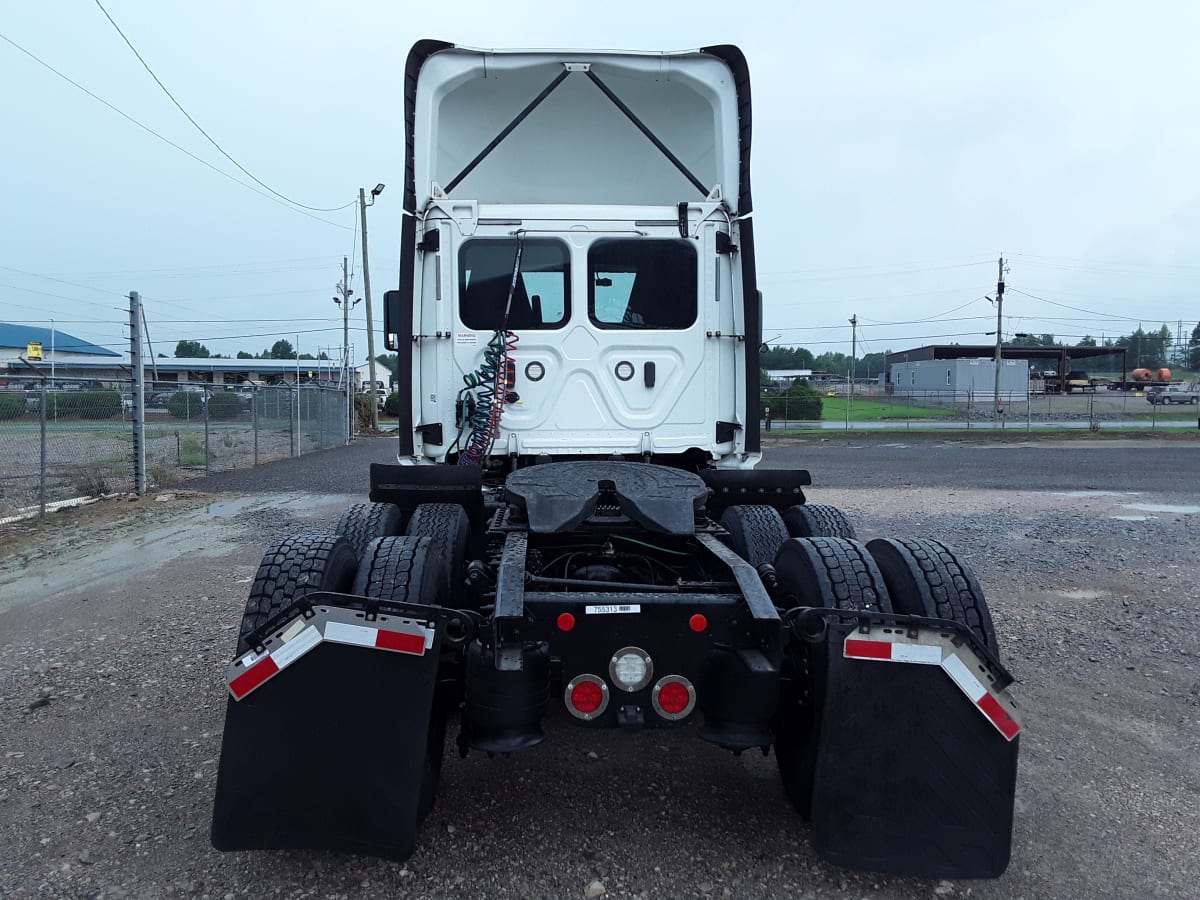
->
(1145, 384, 1200, 405)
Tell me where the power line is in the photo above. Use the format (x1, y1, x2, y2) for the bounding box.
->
(91, 0, 355, 215)
(0, 31, 352, 231)
(759, 259, 995, 283)
(0, 280, 123, 310)
(1008, 287, 1147, 323)
(768, 315, 992, 333)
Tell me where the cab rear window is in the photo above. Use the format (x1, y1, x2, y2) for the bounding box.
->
(588, 239, 697, 330)
(458, 239, 570, 330)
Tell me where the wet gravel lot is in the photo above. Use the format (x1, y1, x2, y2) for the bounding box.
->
(1, 435, 1198, 900)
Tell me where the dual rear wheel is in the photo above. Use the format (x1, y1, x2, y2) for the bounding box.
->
(717, 502, 1000, 820)
(238, 502, 469, 825)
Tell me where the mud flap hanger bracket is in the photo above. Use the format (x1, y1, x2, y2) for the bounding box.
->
(785, 606, 1016, 691)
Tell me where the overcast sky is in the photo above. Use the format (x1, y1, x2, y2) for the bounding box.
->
(3, 0, 1199, 363)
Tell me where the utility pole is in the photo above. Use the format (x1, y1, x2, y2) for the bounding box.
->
(993, 255, 1005, 418)
(128, 292, 145, 495)
(334, 257, 356, 443)
(848, 314, 857, 398)
(50, 317, 55, 387)
(360, 185, 384, 430)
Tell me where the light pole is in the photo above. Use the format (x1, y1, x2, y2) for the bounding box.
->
(49, 317, 55, 387)
(360, 183, 384, 430)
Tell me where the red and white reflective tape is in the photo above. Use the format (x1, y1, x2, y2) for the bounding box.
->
(323, 619, 433, 656)
(844, 630, 1022, 741)
(228, 622, 322, 700)
(226, 609, 435, 701)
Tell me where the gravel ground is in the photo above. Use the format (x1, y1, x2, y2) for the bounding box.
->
(1, 435, 1198, 899)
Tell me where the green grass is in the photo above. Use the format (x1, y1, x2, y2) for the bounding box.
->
(819, 397, 956, 421)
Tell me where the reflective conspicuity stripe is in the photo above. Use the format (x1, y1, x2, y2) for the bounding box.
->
(225, 608, 438, 702)
(844, 638, 942, 665)
(323, 620, 431, 655)
(942, 654, 1021, 740)
(228, 624, 322, 700)
(843, 630, 1022, 741)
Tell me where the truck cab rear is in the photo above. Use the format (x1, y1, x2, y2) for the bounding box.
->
(212, 41, 1022, 880)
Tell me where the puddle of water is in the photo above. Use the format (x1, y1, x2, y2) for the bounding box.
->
(1052, 491, 1139, 498)
(0, 493, 356, 614)
(1111, 515, 1154, 522)
(1055, 589, 1108, 601)
(1121, 503, 1200, 515)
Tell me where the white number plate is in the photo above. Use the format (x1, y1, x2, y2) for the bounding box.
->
(584, 604, 641, 615)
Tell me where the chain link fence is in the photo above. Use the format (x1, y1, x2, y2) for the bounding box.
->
(761, 385, 1199, 430)
(0, 377, 348, 521)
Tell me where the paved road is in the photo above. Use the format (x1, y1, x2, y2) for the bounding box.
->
(188, 433, 1200, 496)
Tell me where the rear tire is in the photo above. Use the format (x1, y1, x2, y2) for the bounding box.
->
(720, 505, 789, 568)
(771, 537, 892, 819)
(405, 503, 472, 607)
(782, 504, 857, 540)
(866, 537, 998, 652)
(336, 502, 405, 559)
(238, 534, 358, 654)
(352, 535, 450, 823)
(771, 537, 892, 613)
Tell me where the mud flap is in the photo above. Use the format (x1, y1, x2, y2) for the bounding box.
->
(211, 602, 448, 860)
(807, 622, 1020, 879)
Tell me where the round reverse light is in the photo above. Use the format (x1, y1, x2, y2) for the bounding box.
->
(614, 361, 635, 381)
(652, 675, 696, 720)
(608, 646, 653, 692)
(525, 361, 545, 382)
(565, 674, 609, 720)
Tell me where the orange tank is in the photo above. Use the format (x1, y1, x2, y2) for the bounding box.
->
(1156, 367, 1172, 382)
(1131, 368, 1153, 381)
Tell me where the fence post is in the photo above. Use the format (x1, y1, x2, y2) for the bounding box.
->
(39, 380, 47, 517)
(252, 386, 259, 466)
(290, 386, 298, 458)
(204, 384, 211, 474)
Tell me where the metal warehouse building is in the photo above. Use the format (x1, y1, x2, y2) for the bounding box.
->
(888, 356, 1029, 399)
(886, 344, 1129, 400)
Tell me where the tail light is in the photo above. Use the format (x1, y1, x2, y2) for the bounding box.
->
(565, 674, 609, 720)
(652, 675, 696, 721)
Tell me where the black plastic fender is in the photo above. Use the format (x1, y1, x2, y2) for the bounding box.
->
(805, 619, 1020, 879)
(211, 598, 463, 860)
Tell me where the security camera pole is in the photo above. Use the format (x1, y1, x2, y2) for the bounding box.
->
(360, 183, 385, 430)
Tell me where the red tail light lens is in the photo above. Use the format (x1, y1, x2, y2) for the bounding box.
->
(652, 676, 696, 720)
(565, 674, 609, 720)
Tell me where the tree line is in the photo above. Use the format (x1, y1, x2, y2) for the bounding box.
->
(763, 321, 1200, 375)
(168, 339, 328, 361)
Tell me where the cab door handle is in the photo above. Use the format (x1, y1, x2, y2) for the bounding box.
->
(644, 361, 656, 388)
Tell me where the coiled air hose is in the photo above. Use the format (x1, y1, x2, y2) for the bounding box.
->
(456, 235, 524, 466)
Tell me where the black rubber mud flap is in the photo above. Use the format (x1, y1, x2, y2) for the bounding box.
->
(806, 625, 1019, 879)
(211, 614, 443, 860)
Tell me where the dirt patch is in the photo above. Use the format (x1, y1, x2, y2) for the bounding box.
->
(0, 473, 1198, 899)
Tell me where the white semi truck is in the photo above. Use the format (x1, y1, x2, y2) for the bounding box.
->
(212, 41, 1022, 880)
